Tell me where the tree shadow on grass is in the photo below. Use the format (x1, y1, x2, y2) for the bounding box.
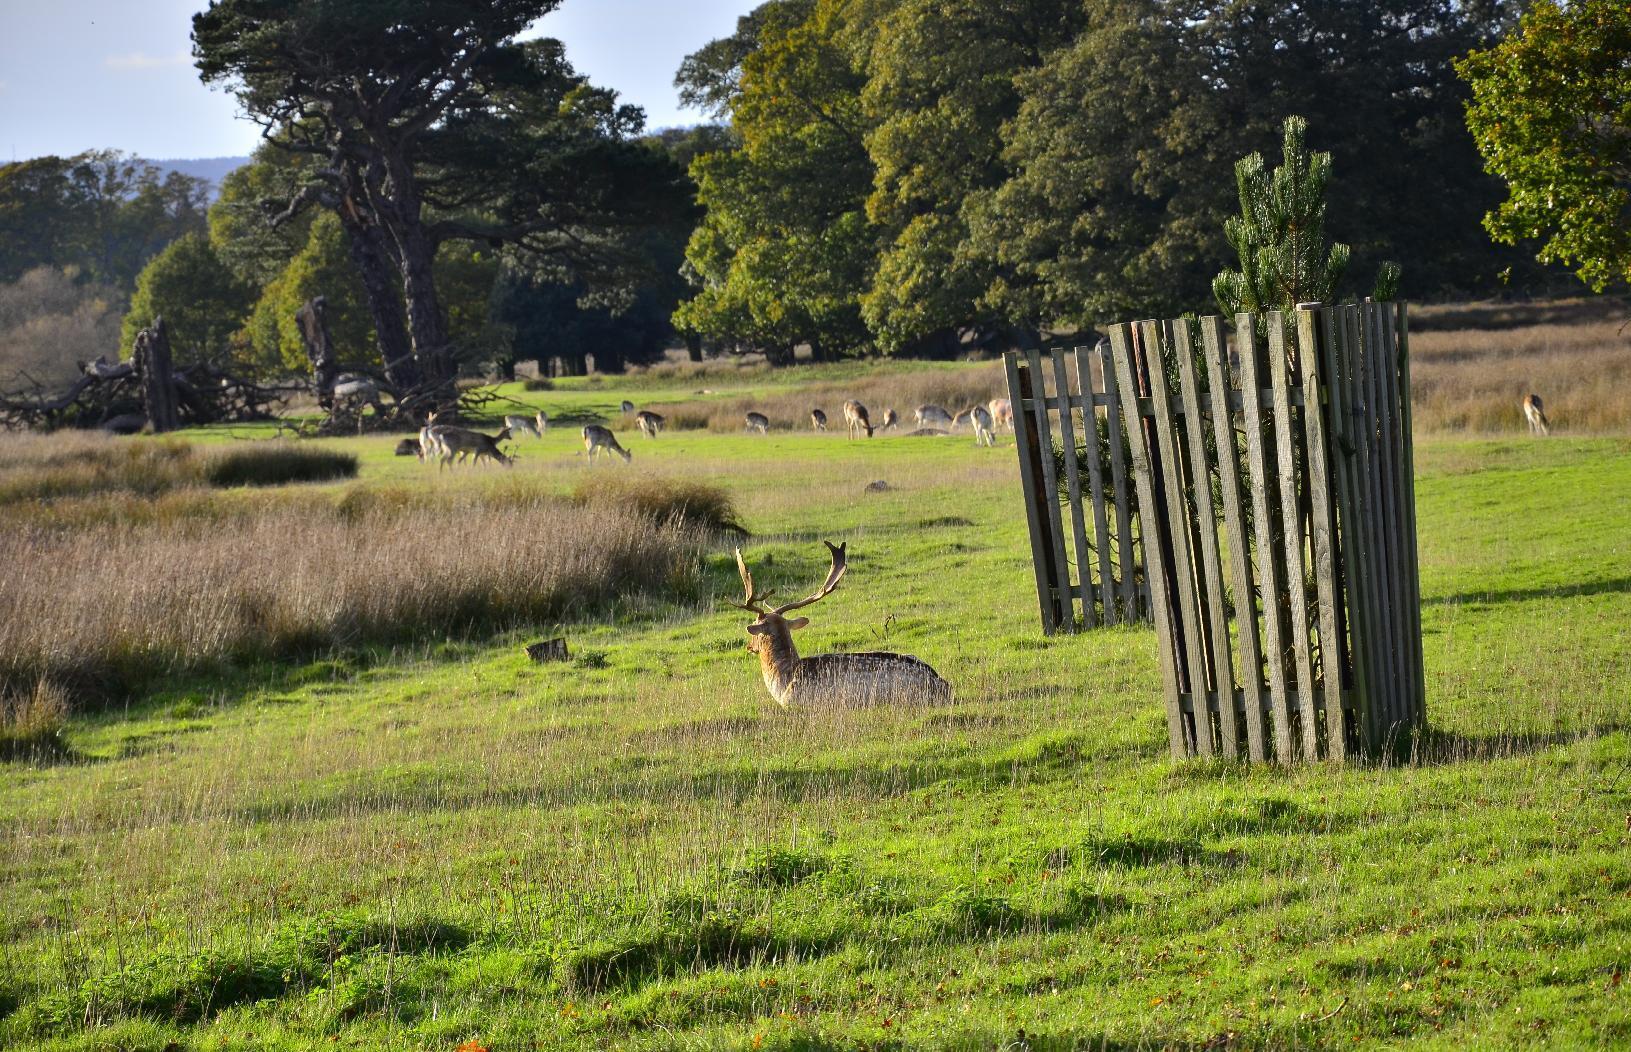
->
(1407, 722, 1629, 766)
(1423, 576, 1631, 608)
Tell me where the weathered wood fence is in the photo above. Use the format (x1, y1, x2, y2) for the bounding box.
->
(1004, 345, 1149, 633)
(1008, 302, 1425, 762)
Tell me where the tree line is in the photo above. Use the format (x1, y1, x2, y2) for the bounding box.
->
(0, 0, 1621, 402)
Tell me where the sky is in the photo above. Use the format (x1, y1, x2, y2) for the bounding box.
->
(0, 0, 753, 163)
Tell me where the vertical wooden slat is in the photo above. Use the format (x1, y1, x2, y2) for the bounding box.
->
(1371, 303, 1410, 741)
(1297, 306, 1348, 760)
(1267, 312, 1319, 760)
(1323, 306, 1374, 751)
(1237, 312, 1294, 761)
(1365, 303, 1405, 743)
(1109, 323, 1188, 756)
(1100, 339, 1139, 623)
(1143, 319, 1212, 756)
(1175, 320, 1240, 758)
(1074, 348, 1117, 623)
(1393, 301, 1425, 724)
(1005, 352, 1061, 633)
(1203, 317, 1267, 761)
(1027, 347, 1076, 631)
(1348, 304, 1392, 751)
(1051, 348, 1098, 629)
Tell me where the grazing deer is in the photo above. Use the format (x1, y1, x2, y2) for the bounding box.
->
(745, 411, 770, 434)
(879, 408, 899, 431)
(971, 405, 996, 447)
(434, 425, 513, 469)
(621, 400, 636, 414)
(810, 408, 828, 431)
(1522, 394, 1550, 435)
(582, 424, 632, 463)
(915, 404, 953, 430)
(636, 410, 665, 438)
(988, 398, 1013, 432)
(731, 541, 952, 707)
(503, 414, 541, 438)
(536, 410, 549, 433)
(842, 399, 874, 438)
(951, 407, 976, 431)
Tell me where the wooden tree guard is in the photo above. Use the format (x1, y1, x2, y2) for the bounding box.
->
(1004, 345, 1149, 633)
(132, 317, 179, 434)
(1104, 302, 1423, 762)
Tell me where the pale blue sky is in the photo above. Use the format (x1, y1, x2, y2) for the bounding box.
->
(0, 0, 753, 162)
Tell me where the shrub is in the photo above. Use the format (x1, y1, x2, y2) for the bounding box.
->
(522, 377, 554, 391)
(570, 474, 746, 536)
(202, 444, 358, 487)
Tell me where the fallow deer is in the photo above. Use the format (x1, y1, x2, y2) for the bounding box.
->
(879, 408, 899, 431)
(731, 541, 952, 707)
(915, 404, 953, 430)
(951, 407, 976, 431)
(417, 411, 444, 463)
(535, 410, 549, 433)
(636, 410, 665, 438)
(621, 400, 636, 414)
(582, 424, 632, 463)
(503, 414, 541, 438)
(971, 405, 996, 447)
(1522, 394, 1550, 435)
(745, 411, 770, 434)
(842, 399, 874, 438)
(433, 425, 512, 469)
(988, 398, 1013, 432)
(810, 408, 828, 431)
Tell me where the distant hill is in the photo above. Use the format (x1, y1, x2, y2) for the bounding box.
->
(150, 156, 251, 197)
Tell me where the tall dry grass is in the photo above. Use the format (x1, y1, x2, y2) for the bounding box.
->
(0, 489, 705, 709)
(1409, 298, 1631, 433)
(644, 365, 1008, 432)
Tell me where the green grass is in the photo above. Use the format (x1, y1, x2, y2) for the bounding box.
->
(1, 385, 1628, 1049)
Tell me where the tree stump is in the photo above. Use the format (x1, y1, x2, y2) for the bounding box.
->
(133, 318, 180, 433)
(297, 297, 337, 409)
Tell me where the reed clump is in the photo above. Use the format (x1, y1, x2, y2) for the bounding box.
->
(570, 474, 746, 536)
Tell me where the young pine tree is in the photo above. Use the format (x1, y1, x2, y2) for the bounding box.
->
(1213, 116, 1399, 316)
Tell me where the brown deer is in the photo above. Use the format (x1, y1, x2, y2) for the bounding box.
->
(433, 425, 512, 469)
(731, 541, 952, 707)
(636, 410, 665, 438)
(879, 407, 899, 431)
(810, 408, 828, 431)
(842, 399, 874, 438)
(1522, 394, 1550, 435)
(582, 424, 632, 463)
(987, 398, 1013, 432)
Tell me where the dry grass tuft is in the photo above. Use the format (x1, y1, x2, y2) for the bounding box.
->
(0, 490, 704, 709)
(0, 679, 70, 762)
(202, 444, 357, 487)
(570, 474, 747, 536)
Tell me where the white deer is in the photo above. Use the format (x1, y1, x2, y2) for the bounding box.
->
(582, 424, 632, 463)
(417, 411, 445, 462)
(970, 405, 996, 447)
(915, 404, 953, 430)
(745, 411, 770, 434)
(842, 399, 874, 438)
(636, 410, 665, 438)
(731, 541, 952, 707)
(810, 408, 828, 431)
(503, 413, 541, 438)
(1522, 394, 1550, 435)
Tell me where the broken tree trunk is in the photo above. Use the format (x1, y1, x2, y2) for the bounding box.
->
(297, 297, 338, 409)
(133, 318, 180, 433)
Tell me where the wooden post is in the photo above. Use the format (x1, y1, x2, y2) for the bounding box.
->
(1099, 340, 1140, 622)
(1074, 349, 1117, 623)
(1005, 353, 1064, 633)
(1027, 348, 1075, 629)
(133, 317, 179, 433)
(1051, 349, 1098, 628)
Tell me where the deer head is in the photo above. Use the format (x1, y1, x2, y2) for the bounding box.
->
(731, 541, 847, 659)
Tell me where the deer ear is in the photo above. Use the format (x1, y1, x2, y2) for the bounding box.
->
(785, 616, 810, 631)
(746, 621, 771, 636)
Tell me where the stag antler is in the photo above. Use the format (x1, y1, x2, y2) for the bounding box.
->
(773, 541, 847, 615)
(731, 547, 775, 613)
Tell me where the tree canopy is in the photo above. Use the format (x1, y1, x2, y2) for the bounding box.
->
(1459, 0, 1631, 291)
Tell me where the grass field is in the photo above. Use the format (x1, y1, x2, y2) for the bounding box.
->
(2, 342, 1630, 1049)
